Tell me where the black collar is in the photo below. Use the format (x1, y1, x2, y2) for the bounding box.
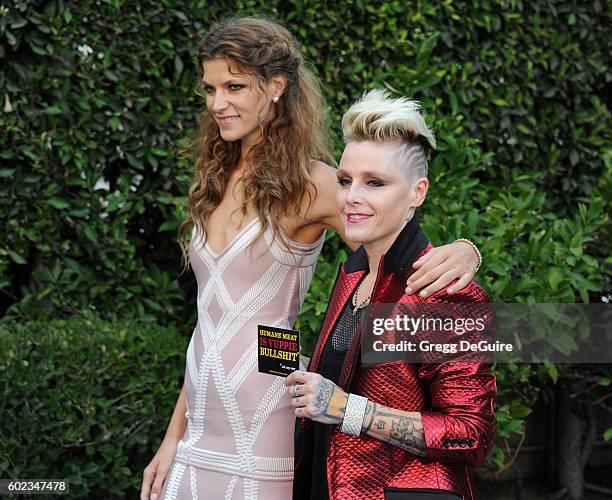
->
(343, 215, 429, 275)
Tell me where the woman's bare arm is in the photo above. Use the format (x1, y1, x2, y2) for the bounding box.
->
(164, 386, 188, 439)
(141, 388, 187, 500)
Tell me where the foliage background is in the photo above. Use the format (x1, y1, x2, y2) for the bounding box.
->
(0, 315, 185, 497)
(1, 0, 610, 497)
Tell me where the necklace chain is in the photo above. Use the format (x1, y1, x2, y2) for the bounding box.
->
(352, 277, 371, 313)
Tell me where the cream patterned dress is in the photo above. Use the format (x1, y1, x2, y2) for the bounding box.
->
(160, 218, 324, 500)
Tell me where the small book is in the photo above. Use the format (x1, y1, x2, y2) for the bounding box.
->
(257, 324, 300, 377)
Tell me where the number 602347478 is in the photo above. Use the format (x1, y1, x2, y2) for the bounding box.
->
(0, 479, 69, 495)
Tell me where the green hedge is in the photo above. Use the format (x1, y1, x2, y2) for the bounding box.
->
(0, 315, 186, 498)
(1, 0, 610, 475)
(1, 0, 609, 324)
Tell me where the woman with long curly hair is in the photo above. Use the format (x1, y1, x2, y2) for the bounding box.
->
(140, 17, 481, 500)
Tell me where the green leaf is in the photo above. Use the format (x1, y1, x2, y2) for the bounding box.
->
(411, 74, 441, 93)
(42, 106, 62, 115)
(174, 56, 184, 78)
(126, 153, 144, 170)
(150, 147, 168, 157)
(569, 149, 579, 165)
(159, 220, 179, 232)
(69, 208, 90, 217)
(63, 257, 82, 274)
(492, 98, 508, 107)
(548, 268, 564, 290)
(9, 251, 28, 265)
(104, 70, 119, 82)
(548, 333, 578, 355)
(47, 198, 70, 209)
(511, 404, 532, 418)
(569, 233, 582, 250)
(83, 226, 97, 243)
(544, 361, 558, 384)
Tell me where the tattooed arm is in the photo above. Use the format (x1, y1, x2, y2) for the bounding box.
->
(284, 371, 426, 456)
(361, 402, 426, 457)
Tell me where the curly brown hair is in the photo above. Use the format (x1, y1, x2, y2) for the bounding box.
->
(178, 17, 332, 263)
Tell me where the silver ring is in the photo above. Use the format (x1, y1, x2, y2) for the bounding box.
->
(291, 385, 298, 397)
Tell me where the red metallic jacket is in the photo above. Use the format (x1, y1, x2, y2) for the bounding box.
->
(294, 218, 496, 500)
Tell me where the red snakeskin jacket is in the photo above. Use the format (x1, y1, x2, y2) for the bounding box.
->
(294, 218, 497, 500)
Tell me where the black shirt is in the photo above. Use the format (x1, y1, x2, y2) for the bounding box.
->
(310, 295, 366, 500)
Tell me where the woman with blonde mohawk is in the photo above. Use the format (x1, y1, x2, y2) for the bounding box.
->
(288, 89, 496, 500)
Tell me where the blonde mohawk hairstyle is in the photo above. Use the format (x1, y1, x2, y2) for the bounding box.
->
(341, 89, 436, 178)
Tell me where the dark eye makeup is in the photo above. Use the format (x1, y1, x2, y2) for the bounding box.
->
(200, 82, 246, 93)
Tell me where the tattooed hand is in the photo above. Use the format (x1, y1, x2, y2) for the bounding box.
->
(285, 370, 348, 425)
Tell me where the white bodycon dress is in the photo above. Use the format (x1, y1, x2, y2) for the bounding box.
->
(160, 218, 324, 500)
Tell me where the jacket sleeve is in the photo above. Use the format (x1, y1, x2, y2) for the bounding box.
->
(418, 281, 497, 466)
(419, 360, 496, 466)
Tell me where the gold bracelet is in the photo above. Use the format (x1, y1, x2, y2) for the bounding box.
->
(454, 238, 482, 272)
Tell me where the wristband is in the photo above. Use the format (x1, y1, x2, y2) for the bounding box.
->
(454, 238, 482, 272)
(341, 393, 368, 436)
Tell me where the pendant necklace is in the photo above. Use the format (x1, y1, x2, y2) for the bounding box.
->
(352, 277, 371, 315)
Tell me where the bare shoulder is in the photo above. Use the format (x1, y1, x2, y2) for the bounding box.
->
(303, 160, 340, 225)
(309, 159, 338, 185)
(279, 161, 339, 242)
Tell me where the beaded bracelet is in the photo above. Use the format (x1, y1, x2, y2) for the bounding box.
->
(455, 238, 482, 273)
(341, 393, 368, 436)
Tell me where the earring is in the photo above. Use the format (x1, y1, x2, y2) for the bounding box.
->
(272, 96, 279, 103)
